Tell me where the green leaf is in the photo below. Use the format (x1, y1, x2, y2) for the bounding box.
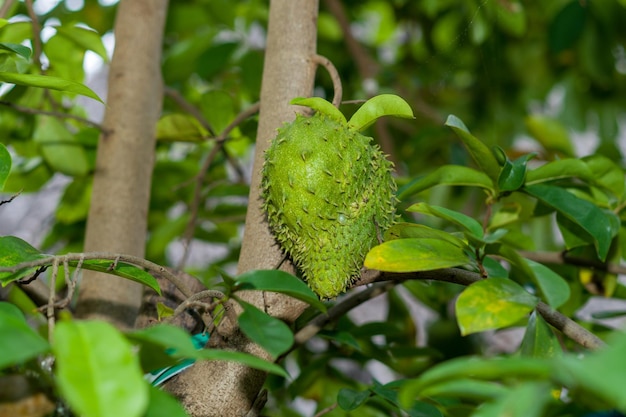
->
(456, 278, 538, 335)
(524, 259, 570, 309)
(364, 238, 471, 273)
(54, 320, 148, 417)
(237, 300, 293, 359)
(0, 42, 31, 59)
(418, 379, 508, 402)
(520, 311, 562, 358)
(0, 143, 11, 191)
(290, 97, 346, 123)
(399, 356, 551, 408)
(525, 115, 574, 157)
(34, 117, 90, 177)
(348, 94, 414, 131)
(526, 158, 594, 185)
(0, 236, 49, 285)
(524, 184, 618, 261)
(473, 382, 551, 417)
(494, 0, 526, 37)
(558, 331, 626, 411)
(583, 154, 625, 200)
(145, 385, 190, 417)
(445, 115, 501, 182)
(337, 388, 370, 411)
(235, 270, 326, 312)
(76, 260, 161, 295)
(497, 153, 535, 192)
(407, 202, 484, 240)
(128, 324, 198, 357)
(397, 165, 494, 200)
(194, 349, 289, 378)
(156, 114, 208, 142)
(55, 25, 109, 62)
(0, 302, 50, 369)
(384, 223, 469, 249)
(0, 72, 103, 102)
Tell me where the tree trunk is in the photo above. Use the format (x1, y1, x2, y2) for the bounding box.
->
(75, 0, 168, 329)
(165, 1, 319, 415)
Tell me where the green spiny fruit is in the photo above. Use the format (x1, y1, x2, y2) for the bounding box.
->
(261, 98, 405, 299)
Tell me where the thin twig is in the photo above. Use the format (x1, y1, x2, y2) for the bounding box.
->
(0, 190, 21, 206)
(311, 55, 342, 107)
(520, 250, 626, 276)
(0, 101, 106, 131)
(177, 142, 224, 271)
(0, 252, 195, 298)
(164, 86, 216, 137)
(177, 102, 261, 270)
(293, 281, 397, 346)
(47, 258, 58, 343)
(0, 0, 16, 18)
(368, 268, 606, 350)
(24, 0, 43, 71)
(313, 403, 339, 417)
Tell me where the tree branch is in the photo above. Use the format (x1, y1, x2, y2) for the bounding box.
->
(311, 54, 342, 107)
(520, 250, 626, 276)
(0, 101, 106, 131)
(357, 268, 606, 350)
(0, 252, 195, 299)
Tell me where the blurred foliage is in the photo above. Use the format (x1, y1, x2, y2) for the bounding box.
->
(1, 0, 626, 416)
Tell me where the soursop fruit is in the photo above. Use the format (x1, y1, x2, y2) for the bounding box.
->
(262, 96, 412, 299)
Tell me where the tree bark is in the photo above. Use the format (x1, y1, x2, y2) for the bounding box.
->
(166, 1, 319, 415)
(75, 0, 168, 329)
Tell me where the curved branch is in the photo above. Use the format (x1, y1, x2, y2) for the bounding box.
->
(0, 101, 106, 131)
(311, 54, 342, 107)
(354, 268, 606, 351)
(520, 250, 626, 276)
(0, 252, 195, 299)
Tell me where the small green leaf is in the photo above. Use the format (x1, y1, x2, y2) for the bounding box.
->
(348, 94, 414, 131)
(520, 311, 562, 358)
(235, 270, 326, 312)
(583, 154, 625, 200)
(76, 260, 161, 295)
(0, 143, 11, 191)
(0, 42, 31, 59)
(0, 72, 103, 102)
(55, 25, 109, 62)
(337, 388, 370, 411)
(407, 202, 484, 240)
(156, 114, 208, 142)
(525, 115, 574, 157)
(419, 379, 509, 402)
(524, 259, 570, 309)
(0, 302, 50, 369)
(526, 158, 594, 185)
(524, 184, 619, 261)
(237, 300, 293, 359)
(384, 223, 469, 249)
(498, 153, 535, 192)
(34, 117, 90, 177)
(473, 382, 551, 417)
(128, 324, 198, 357)
(399, 356, 552, 407)
(194, 349, 289, 378)
(445, 115, 501, 182)
(290, 97, 346, 123)
(145, 386, 190, 417)
(397, 165, 495, 200)
(364, 238, 471, 273)
(0, 236, 49, 285)
(54, 320, 148, 417)
(456, 278, 538, 335)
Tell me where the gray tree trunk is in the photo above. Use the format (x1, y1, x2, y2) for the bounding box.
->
(75, 0, 168, 329)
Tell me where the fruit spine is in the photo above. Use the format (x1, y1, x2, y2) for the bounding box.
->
(261, 96, 414, 299)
